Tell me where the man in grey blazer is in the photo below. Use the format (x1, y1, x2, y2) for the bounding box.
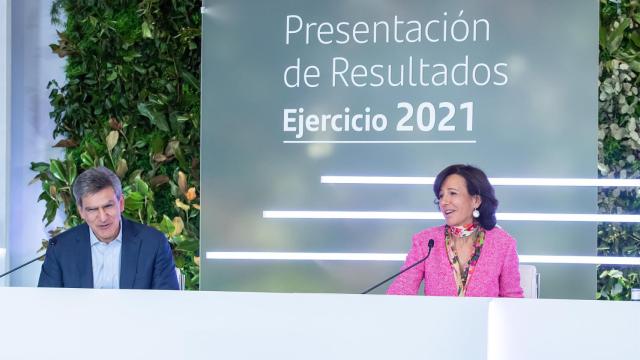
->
(38, 167, 179, 290)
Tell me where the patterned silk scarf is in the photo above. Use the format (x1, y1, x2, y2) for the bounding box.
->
(449, 223, 478, 238)
(445, 225, 485, 297)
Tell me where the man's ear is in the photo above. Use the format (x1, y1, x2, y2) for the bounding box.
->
(118, 194, 125, 212)
(77, 204, 85, 221)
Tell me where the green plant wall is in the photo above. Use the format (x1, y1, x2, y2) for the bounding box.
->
(598, 0, 640, 300)
(32, 0, 202, 289)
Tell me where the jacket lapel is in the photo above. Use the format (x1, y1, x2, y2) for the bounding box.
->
(120, 218, 141, 289)
(75, 224, 93, 288)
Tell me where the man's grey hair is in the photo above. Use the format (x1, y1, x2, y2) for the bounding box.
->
(72, 166, 123, 207)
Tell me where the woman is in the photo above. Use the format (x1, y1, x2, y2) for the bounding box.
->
(387, 164, 523, 297)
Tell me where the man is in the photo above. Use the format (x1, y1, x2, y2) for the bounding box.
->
(38, 166, 179, 290)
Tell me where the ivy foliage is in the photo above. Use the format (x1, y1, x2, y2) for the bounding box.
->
(598, 0, 640, 300)
(31, 0, 201, 289)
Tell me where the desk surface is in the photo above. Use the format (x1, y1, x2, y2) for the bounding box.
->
(0, 288, 637, 360)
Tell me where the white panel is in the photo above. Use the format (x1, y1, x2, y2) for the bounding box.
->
(0, 0, 11, 285)
(9, 0, 64, 286)
(487, 298, 640, 360)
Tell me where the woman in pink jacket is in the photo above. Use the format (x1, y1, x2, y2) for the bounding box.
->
(387, 164, 523, 298)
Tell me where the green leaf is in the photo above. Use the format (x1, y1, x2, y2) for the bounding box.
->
(629, 61, 640, 73)
(181, 70, 200, 90)
(28, 174, 42, 186)
(174, 144, 188, 170)
(137, 102, 153, 120)
(629, 32, 640, 48)
(145, 203, 157, 223)
(607, 18, 631, 54)
(49, 159, 67, 184)
(133, 140, 147, 149)
(150, 133, 165, 154)
(30, 162, 50, 173)
(80, 152, 94, 168)
(127, 190, 144, 200)
(37, 192, 51, 203)
(43, 201, 58, 226)
(124, 192, 144, 211)
(135, 177, 150, 196)
(133, 65, 147, 74)
(158, 215, 175, 235)
(177, 238, 199, 252)
(128, 170, 143, 183)
(141, 21, 153, 39)
(137, 103, 170, 132)
(173, 253, 186, 268)
(66, 159, 77, 185)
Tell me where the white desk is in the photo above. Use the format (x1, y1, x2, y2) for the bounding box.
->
(0, 288, 637, 360)
(0, 288, 490, 360)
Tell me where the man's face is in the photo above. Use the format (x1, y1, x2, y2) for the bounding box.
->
(77, 187, 124, 243)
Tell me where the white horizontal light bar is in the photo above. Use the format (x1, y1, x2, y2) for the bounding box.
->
(264, 211, 441, 220)
(283, 140, 476, 144)
(205, 252, 640, 265)
(519, 255, 640, 265)
(497, 213, 640, 222)
(262, 211, 640, 223)
(206, 252, 403, 261)
(321, 176, 640, 187)
(323, 176, 436, 184)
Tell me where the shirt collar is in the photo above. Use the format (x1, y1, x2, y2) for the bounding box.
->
(89, 217, 123, 246)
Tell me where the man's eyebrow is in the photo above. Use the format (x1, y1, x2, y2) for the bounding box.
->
(84, 201, 115, 210)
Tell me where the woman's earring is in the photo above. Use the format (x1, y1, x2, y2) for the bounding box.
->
(472, 208, 480, 218)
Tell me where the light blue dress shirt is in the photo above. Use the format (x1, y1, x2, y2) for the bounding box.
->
(89, 221, 123, 289)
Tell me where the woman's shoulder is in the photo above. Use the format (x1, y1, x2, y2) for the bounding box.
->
(413, 225, 445, 242)
(485, 225, 517, 244)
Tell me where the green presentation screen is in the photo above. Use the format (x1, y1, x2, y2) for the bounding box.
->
(201, 0, 597, 298)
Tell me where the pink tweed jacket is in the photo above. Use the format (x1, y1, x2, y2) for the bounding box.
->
(387, 225, 523, 298)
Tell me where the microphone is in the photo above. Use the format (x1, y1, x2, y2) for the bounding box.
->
(361, 239, 435, 294)
(0, 254, 45, 280)
(0, 239, 53, 280)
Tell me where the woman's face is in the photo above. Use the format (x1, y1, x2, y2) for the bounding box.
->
(438, 174, 481, 227)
